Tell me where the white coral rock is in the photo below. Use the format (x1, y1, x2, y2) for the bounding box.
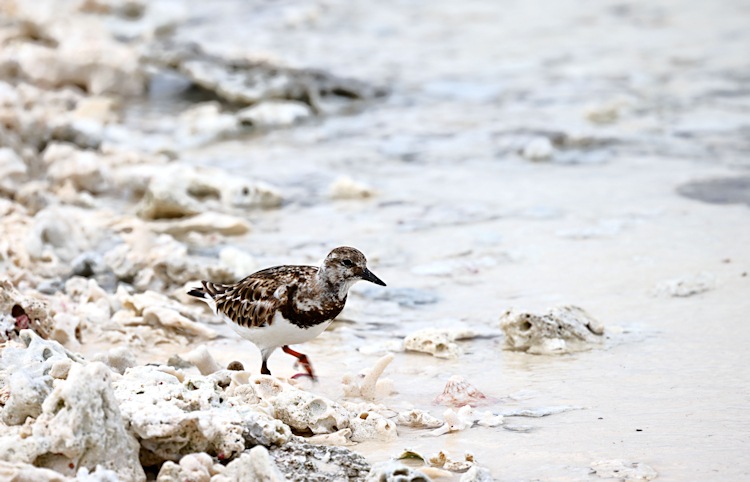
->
(113, 366, 290, 465)
(0, 361, 145, 481)
(396, 409, 444, 429)
(500, 305, 605, 355)
(349, 410, 398, 442)
(341, 353, 395, 400)
(403, 328, 469, 359)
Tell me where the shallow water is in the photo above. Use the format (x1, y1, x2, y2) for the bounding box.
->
(124, 0, 750, 479)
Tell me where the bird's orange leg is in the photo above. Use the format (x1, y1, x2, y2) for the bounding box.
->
(282, 345, 316, 381)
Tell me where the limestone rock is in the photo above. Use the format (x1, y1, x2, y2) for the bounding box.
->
(150, 212, 251, 237)
(348, 410, 398, 442)
(430, 406, 503, 436)
(146, 40, 384, 109)
(460, 466, 494, 482)
(0, 331, 82, 425)
(341, 354, 395, 400)
(112, 366, 290, 466)
(180, 345, 223, 376)
(0, 11, 145, 96)
(521, 136, 555, 161)
(428, 450, 476, 473)
(176, 102, 240, 147)
(365, 461, 431, 482)
(42, 143, 110, 194)
(403, 328, 475, 359)
(0, 280, 55, 341)
(270, 437, 371, 482)
(117, 289, 217, 340)
(0, 148, 27, 194)
(500, 305, 605, 355)
(237, 100, 312, 128)
(0, 359, 145, 481)
(268, 381, 350, 435)
(215, 446, 286, 482)
(25, 206, 95, 263)
(134, 165, 282, 220)
(0, 461, 72, 482)
(395, 409, 443, 429)
(92, 346, 137, 375)
(329, 176, 376, 200)
(156, 452, 220, 482)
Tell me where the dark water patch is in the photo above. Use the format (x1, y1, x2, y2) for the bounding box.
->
(677, 176, 750, 207)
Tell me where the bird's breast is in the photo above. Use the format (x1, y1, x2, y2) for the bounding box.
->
(282, 296, 345, 329)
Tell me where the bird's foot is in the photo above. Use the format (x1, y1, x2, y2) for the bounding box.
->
(290, 371, 317, 382)
(282, 345, 317, 381)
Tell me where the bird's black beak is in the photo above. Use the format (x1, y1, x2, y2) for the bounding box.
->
(362, 267, 386, 286)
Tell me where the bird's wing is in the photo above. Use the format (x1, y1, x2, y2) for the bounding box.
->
(208, 265, 317, 329)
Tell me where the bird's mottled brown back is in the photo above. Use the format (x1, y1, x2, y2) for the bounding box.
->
(203, 266, 319, 329)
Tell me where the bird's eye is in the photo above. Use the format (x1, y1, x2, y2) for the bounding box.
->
(342, 259, 353, 267)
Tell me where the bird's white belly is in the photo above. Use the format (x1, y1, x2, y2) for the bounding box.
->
(222, 311, 332, 350)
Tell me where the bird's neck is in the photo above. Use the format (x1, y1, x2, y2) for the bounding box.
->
(315, 268, 354, 301)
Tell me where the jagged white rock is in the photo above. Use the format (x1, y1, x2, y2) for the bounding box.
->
(306, 428, 355, 446)
(156, 452, 220, 482)
(92, 346, 137, 375)
(349, 410, 398, 442)
(180, 345, 223, 376)
(329, 176, 376, 200)
(112, 366, 291, 466)
(0, 148, 26, 194)
(150, 212, 251, 237)
(342, 353, 395, 400)
(460, 465, 494, 482)
(233, 375, 399, 442)
(118, 289, 217, 340)
(430, 405, 503, 436)
(403, 328, 476, 359)
(175, 102, 240, 147)
(0, 280, 55, 341)
(0, 330, 83, 425)
(135, 164, 281, 220)
(521, 136, 555, 161)
(500, 305, 605, 355)
(42, 143, 110, 194)
(0, 460, 73, 482)
(25, 206, 94, 263)
(428, 450, 476, 472)
(215, 446, 286, 482)
(237, 100, 312, 128)
(365, 461, 431, 482)
(396, 409, 444, 429)
(0, 359, 145, 481)
(269, 382, 351, 435)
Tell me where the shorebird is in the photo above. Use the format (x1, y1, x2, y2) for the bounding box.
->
(188, 246, 386, 380)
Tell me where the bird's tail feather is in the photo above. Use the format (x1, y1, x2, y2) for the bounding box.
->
(187, 281, 228, 300)
(187, 288, 205, 298)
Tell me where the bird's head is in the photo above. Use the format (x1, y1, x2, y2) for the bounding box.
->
(319, 246, 386, 297)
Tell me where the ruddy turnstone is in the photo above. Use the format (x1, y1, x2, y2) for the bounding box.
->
(188, 246, 386, 379)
